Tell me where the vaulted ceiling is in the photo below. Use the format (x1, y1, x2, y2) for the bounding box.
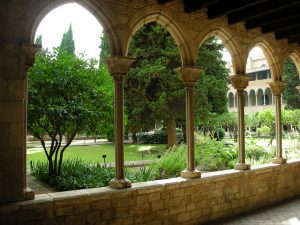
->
(158, 0, 300, 46)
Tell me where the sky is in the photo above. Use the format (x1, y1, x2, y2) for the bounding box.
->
(35, 3, 103, 59)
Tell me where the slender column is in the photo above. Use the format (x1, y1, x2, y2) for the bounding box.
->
(230, 75, 251, 170)
(105, 57, 134, 188)
(269, 81, 287, 164)
(176, 67, 202, 179)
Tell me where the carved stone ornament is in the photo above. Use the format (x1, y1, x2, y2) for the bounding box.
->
(230, 75, 251, 90)
(21, 43, 41, 73)
(269, 81, 287, 96)
(175, 67, 203, 85)
(105, 57, 135, 76)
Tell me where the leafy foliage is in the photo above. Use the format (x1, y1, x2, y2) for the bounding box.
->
(59, 23, 75, 55)
(283, 57, 300, 109)
(28, 49, 113, 176)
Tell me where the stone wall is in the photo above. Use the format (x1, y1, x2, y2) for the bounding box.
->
(1, 160, 300, 225)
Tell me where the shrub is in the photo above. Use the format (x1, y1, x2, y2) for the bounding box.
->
(245, 139, 274, 164)
(214, 128, 225, 141)
(196, 139, 237, 171)
(137, 128, 184, 144)
(30, 158, 115, 191)
(150, 145, 186, 179)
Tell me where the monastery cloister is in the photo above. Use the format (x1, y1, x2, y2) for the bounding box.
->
(1, 1, 300, 224)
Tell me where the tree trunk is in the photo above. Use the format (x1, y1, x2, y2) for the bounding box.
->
(167, 115, 177, 148)
(132, 132, 138, 143)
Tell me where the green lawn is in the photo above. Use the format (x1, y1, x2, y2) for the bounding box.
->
(27, 144, 165, 165)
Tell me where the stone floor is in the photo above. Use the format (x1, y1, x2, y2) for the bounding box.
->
(27, 174, 300, 225)
(211, 197, 300, 225)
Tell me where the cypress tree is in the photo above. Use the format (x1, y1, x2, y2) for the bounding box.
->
(60, 23, 75, 54)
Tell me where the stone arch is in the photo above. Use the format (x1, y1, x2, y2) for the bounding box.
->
(249, 90, 256, 106)
(246, 38, 281, 81)
(282, 48, 300, 78)
(257, 89, 264, 105)
(244, 90, 249, 107)
(228, 92, 235, 108)
(195, 26, 243, 74)
(265, 87, 272, 105)
(127, 9, 192, 66)
(25, 0, 121, 56)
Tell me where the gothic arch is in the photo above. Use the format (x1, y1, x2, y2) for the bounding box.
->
(228, 92, 235, 108)
(257, 88, 264, 105)
(249, 90, 256, 106)
(25, 0, 121, 56)
(246, 38, 281, 81)
(265, 87, 272, 105)
(283, 49, 300, 78)
(196, 26, 243, 74)
(127, 8, 193, 66)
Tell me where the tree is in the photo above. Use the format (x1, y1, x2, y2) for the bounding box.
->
(195, 37, 230, 136)
(257, 110, 275, 144)
(28, 49, 113, 176)
(125, 22, 184, 147)
(99, 32, 110, 65)
(35, 35, 43, 46)
(218, 112, 238, 142)
(283, 57, 300, 109)
(60, 23, 75, 55)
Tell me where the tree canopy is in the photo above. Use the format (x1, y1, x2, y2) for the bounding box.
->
(283, 57, 300, 109)
(28, 49, 113, 176)
(59, 23, 75, 55)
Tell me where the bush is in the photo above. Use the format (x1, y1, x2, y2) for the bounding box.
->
(197, 139, 237, 171)
(150, 145, 186, 179)
(137, 128, 184, 144)
(30, 159, 115, 191)
(245, 139, 274, 164)
(214, 128, 225, 141)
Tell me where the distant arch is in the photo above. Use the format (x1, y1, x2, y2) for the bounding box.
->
(257, 89, 264, 105)
(265, 88, 272, 105)
(228, 92, 235, 108)
(249, 90, 256, 106)
(244, 90, 249, 107)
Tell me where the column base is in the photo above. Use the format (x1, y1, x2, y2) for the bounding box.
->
(234, 163, 251, 170)
(109, 178, 132, 189)
(181, 169, 201, 179)
(24, 187, 35, 200)
(272, 157, 287, 164)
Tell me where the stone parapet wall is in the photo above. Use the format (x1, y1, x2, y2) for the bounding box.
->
(1, 160, 300, 225)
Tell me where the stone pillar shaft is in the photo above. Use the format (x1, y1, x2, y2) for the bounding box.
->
(269, 81, 287, 164)
(186, 84, 195, 171)
(176, 67, 202, 179)
(230, 75, 251, 170)
(105, 57, 134, 188)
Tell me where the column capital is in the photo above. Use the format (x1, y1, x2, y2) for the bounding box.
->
(176, 66, 203, 86)
(230, 75, 251, 91)
(105, 57, 135, 77)
(21, 43, 41, 73)
(269, 81, 287, 96)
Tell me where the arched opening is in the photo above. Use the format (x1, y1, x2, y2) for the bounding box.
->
(27, 3, 116, 189)
(228, 92, 234, 108)
(249, 90, 256, 106)
(244, 90, 249, 107)
(283, 56, 300, 109)
(126, 21, 182, 148)
(246, 46, 271, 81)
(265, 88, 272, 105)
(257, 89, 264, 105)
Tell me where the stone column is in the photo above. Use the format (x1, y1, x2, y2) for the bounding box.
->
(176, 67, 202, 179)
(105, 57, 134, 189)
(0, 43, 39, 203)
(230, 75, 251, 170)
(269, 81, 287, 164)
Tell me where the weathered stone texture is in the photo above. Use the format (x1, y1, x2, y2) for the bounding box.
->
(1, 161, 300, 225)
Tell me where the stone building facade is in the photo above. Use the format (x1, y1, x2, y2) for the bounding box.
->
(1, 1, 300, 224)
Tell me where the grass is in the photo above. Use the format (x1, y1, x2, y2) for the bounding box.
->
(27, 144, 165, 165)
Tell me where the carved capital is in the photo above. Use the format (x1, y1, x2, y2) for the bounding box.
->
(105, 57, 135, 77)
(175, 67, 203, 86)
(230, 75, 250, 90)
(269, 81, 287, 96)
(21, 43, 41, 73)
(295, 86, 300, 94)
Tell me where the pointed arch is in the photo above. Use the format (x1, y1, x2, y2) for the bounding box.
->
(246, 38, 281, 81)
(127, 9, 193, 66)
(257, 89, 264, 105)
(195, 26, 243, 75)
(25, 1, 121, 56)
